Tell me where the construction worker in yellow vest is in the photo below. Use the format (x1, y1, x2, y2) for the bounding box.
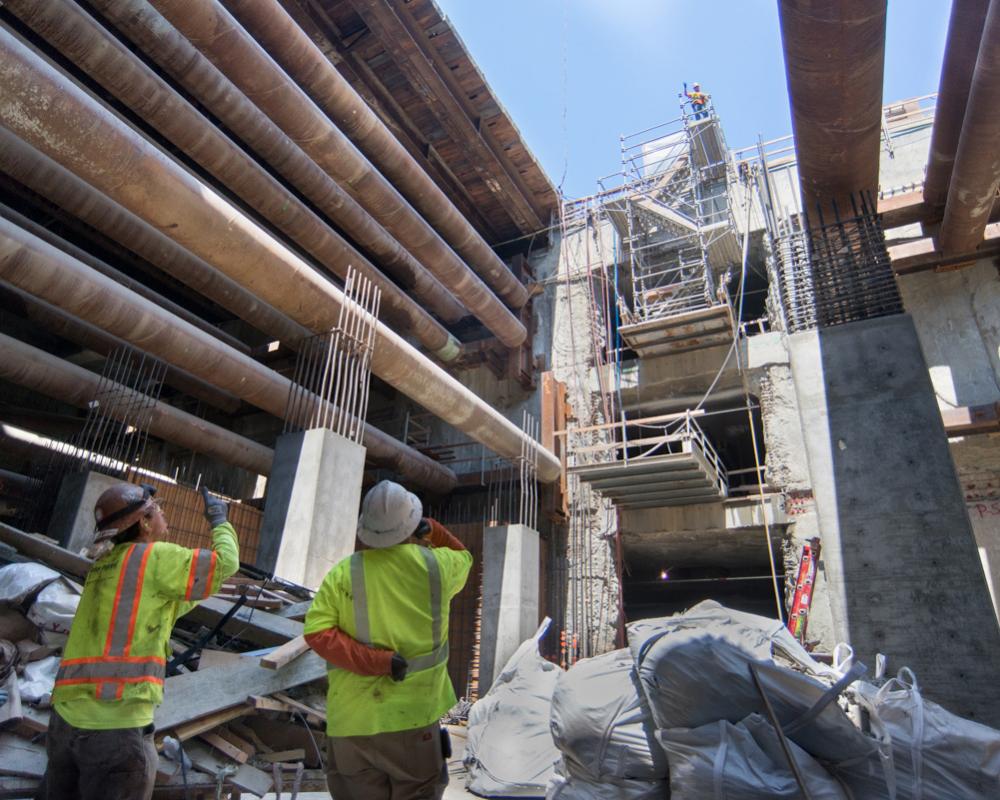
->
(685, 81, 710, 120)
(39, 482, 239, 800)
(304, 480, 472, 800)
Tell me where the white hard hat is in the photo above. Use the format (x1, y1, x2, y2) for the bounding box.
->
(356, 480, 423, 549)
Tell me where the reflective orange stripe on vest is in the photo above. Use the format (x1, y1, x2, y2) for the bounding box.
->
(185, 548, 217, 601)
(55, 543, 165, 700)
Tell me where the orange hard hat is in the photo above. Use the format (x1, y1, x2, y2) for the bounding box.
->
(93, 482, 157, 543)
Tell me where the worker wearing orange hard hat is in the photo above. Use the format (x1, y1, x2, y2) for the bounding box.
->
(39, 482, 239, 800)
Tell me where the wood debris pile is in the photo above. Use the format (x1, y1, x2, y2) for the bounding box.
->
(0, 522, 329, 799)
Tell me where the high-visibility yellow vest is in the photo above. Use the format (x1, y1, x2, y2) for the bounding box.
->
(53, 524, 238, 718)
(305, 542, 473, 737)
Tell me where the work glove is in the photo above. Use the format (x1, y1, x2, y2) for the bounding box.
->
(200, 487, 228, 528)
(390, 652, 408, 682)
(413, 518, 431, 539)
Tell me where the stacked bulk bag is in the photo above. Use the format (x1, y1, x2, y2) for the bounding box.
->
(547, 648, 666, 799)
(465, 619, 562, 797)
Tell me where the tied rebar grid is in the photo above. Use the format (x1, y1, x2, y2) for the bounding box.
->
(776, 193, 903, 333)
(283, 268, 381, 443)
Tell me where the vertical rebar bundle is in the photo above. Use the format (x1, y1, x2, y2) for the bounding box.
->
(518, 411, 540, 531)
(284, 268, 381, 443)
(774, 192, 902, 333)
(75, 346, 167, 475)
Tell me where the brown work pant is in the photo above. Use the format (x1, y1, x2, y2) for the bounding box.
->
(326, 722, 448, 800)
(37, 711, 157, 800)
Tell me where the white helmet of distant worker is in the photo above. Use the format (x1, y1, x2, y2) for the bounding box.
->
(356, 480, 423, 549)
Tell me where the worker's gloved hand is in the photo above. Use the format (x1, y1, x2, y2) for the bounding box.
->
(200, 487, 228, 528)
(413, 518, 431, 539)
(390, 652, 408, 682)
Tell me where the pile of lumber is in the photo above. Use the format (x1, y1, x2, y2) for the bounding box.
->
(0, 522, 329, 799)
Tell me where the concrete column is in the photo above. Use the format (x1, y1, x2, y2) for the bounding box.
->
(258, 428, 366, 589)
(479, 524, 540, 693)
(788, 314, 1000, 725)
(48, 470, 121, 552)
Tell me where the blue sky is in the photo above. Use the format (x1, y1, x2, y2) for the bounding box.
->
(435, 0, 951, 200)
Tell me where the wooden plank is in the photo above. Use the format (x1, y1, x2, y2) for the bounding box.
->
(0, 735, 47, 778)
(154, 651, 327, 731)
(259, 748, 306, 763)
(273, 600, 312, 620)
(13, 705, 49, 739)
(197, 648, 248, 670)
(0, 522, 92, 577)
(215, 726, 256, 759)
(271, 692, 326, 723)
(260, 635, 309, 670)
(159, 704, 250, 744)
(198, 731, 249, 764)
(942, 402, 1000, 436)
(182, 598, 303, 647)
(247, 695, 290, 713)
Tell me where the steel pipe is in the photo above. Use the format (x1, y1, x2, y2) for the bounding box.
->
(146, 0, 527, 347)
(6, 0, 459, 360)
(0, 332, 273, 477)
(0, 219, 457, 492)
(1, 281, 242, 414)
(88, 0, 466, 330)
(224, 0, 532, 308)
(924, 0, 991, 209)
(939, 0, 1000, 255)
(0, 130, 310, 350)
(778, 0, 887, 221)
(0, 32, 559, 482)
(0, 199, 251, 357)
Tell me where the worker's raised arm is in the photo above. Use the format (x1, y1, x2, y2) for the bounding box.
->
(149, 489, 239, 602)
(424, 518, 467, 551)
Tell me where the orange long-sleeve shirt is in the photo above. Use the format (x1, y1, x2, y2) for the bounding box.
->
(304, 519, 466, 675)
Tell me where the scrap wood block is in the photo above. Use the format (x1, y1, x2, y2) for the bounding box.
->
(272, 692, 326, 723)
(198, 731, 249, 764)
(215, 726, 256, 758)
(260, 635, 309, 670)
(183, 740, 272, 797)
(13, 705, 49, 739)
(156, 704, 249, 746)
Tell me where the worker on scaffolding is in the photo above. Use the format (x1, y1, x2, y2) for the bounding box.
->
(684, 81, 710, 120)
(305, 480, 473, 800)
(40, 483, 239, 800)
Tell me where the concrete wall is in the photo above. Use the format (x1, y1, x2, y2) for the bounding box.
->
(787, 314, 1000, 725)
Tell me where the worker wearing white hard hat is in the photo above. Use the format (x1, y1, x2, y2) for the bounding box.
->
(305, 480, 473, 799)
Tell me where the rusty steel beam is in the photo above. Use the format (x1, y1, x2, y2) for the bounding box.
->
(0, 130, 310, 350)
(0, 332, 274, 476)
(8, 0, 460, 360)
(90, 0, 467, 329)
(924, 0, 991, 209)
(0, 32, 560, 482)
(939, 0, 1000, 255)
(0, 217, 458, 492)
(778, 0, 887, 221)
(225, 0, 544, 266)
(145, 0, 527, 346)
(1, 281, 242, 414)
(0, 199, 252, 357)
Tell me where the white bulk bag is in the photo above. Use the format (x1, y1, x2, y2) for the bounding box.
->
(465, 619, 562, 797)
(549, 648, 667, 782)
(658, 716, 848, 800)
(545, 760, 664, 800)
(850, 669, 1000, 800)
